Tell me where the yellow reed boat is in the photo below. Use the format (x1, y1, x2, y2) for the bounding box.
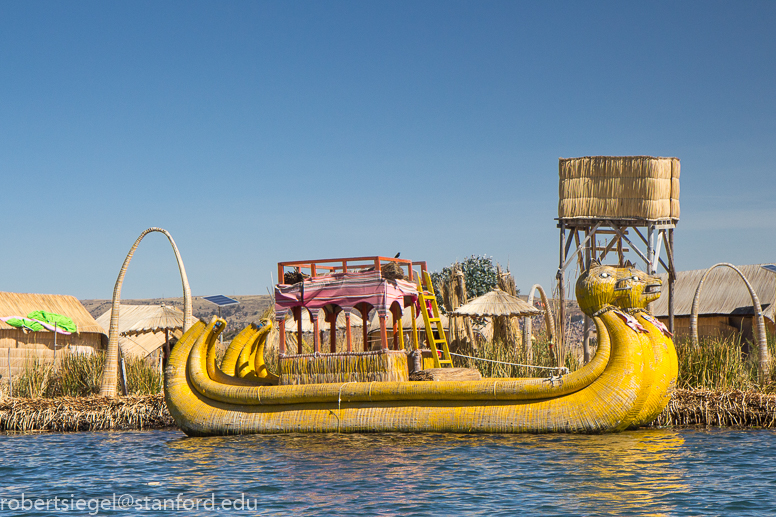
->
(164, 257, 677, 436)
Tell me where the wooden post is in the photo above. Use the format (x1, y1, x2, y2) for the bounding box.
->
(279, 318, 286, 354)
(379, 314, 388, 350)
(313, 315, 320, 353)
(668, 228, 675, 335)
(330, 317, 336, 353)
(557, 221, 566, 361)
(7, 347, 11, 396)
(345, 312, 352, 352)
(296, 308, 303, 354)
(582, 225, 592, 364)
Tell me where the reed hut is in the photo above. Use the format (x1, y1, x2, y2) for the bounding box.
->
(0, 292, 107, 379)
(95, 304, 186, 361)
(653, 264, 776, 344)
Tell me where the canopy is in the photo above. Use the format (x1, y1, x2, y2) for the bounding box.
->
(275, 270, 418, 319)
(451, 289, 543, 317)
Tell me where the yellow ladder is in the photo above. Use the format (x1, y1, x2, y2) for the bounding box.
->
(416, 270, 453, 368)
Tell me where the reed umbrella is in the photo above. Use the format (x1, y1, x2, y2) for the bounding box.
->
(451, 289, 542, 318)
(452, 289, 542, 349)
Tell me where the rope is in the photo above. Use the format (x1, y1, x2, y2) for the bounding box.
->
(448, 352, 569, 375)
(336, 382, 355, 433)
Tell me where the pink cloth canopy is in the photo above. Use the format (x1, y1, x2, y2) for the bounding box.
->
(275, 270, 418, 322)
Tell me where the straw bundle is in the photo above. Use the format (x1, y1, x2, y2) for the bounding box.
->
(0, 394, 173, 432)
(652, 388, 776, 428)
(558, 156, 680, 220)
(279, 350, 408, 385)
(284, 270, 309, 284)
(381, 261, 405, 280)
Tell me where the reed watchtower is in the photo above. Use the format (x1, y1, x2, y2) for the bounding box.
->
(556, 156, 680, 361)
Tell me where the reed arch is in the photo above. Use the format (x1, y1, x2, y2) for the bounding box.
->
(522, 284, 556, 362)
(99, 227, 193, 396)
(690, 262, 770, 383)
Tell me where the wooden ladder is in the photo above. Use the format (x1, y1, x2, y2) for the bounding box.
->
(416, 270, 453, 368)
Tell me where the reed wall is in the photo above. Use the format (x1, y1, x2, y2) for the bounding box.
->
(279, 350, 409, 385)
(0, 330, 105, 378)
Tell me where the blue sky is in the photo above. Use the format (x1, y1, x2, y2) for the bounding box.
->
(2, 1, 775, 300)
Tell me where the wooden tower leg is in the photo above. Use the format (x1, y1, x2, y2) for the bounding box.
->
(557, 221, 566, 365)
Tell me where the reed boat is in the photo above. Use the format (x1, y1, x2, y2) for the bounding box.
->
(164, 257, 677, 436)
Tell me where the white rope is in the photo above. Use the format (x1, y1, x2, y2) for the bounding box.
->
(449, 352, 569, 375)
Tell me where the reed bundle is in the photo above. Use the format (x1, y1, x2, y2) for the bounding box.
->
(0, 394, 173, 432)
(284, 270, 308, 284)
(558, 156, 680, 220)
(652, 389, 776, 428)
(380, 261, 405, 280)
(279, 350, 408, 385)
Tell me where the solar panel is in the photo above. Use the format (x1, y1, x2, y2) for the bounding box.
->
(762, 265, 776, 274)
(202, 295, 239, 307)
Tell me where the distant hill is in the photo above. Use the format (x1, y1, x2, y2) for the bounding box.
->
(81, 295, 274, 340)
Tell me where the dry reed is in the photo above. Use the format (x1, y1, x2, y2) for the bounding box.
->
(0, 394, 173, 432)
(10, 350, 162, 398)
(450, 334, 579, 378)
(652, 389, 776, 428)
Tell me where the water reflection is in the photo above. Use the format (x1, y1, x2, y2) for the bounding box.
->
(3, 428, 775, 516)
(162, 430, 690, 515)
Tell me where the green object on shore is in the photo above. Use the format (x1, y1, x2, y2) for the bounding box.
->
(5, 318, 45, 332)
(26, 310, 77, 333)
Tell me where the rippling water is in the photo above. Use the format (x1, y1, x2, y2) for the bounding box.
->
(1, 428, 775, 516)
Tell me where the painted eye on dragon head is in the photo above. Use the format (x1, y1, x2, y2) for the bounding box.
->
(600, 272, 610, 278)
(631, 275, 640, 281)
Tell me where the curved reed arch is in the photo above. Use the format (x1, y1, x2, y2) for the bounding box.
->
(690, 263, 770, 383)
(99, 227, 193, 397)
(522, 284, 556, 362)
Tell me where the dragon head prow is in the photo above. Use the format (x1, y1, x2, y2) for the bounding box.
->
(613, 262, 662, 311)
(576, 261, 662, 317)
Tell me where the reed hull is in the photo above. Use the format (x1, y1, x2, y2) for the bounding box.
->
(165, 306, 677, 436)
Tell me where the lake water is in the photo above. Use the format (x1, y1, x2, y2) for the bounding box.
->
(1, 428, 774, 516)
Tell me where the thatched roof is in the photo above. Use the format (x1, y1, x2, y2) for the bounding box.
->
(96, 304, 186, 336)
(653, 264, 776, 321)
(559, 156, 680, 221)
(285, 309, 364, 333)
(452, 289, 543, 317)
(118, 330, 183, 359)
(0, 292, 105, 334)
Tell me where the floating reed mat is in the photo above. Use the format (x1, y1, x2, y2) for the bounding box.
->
(0, 395, 174, 432)
(652, 389, 776, 428)
(558, 156, 680, 220)
(279, 350, 409, 385)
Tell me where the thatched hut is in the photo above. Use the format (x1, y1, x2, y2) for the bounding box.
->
(0, 292, 107, 379)
(95, 304, 186, 361)
(654, 264, 776, 343)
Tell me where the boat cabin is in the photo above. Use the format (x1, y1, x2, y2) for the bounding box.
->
(274, 256, 447, 384)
